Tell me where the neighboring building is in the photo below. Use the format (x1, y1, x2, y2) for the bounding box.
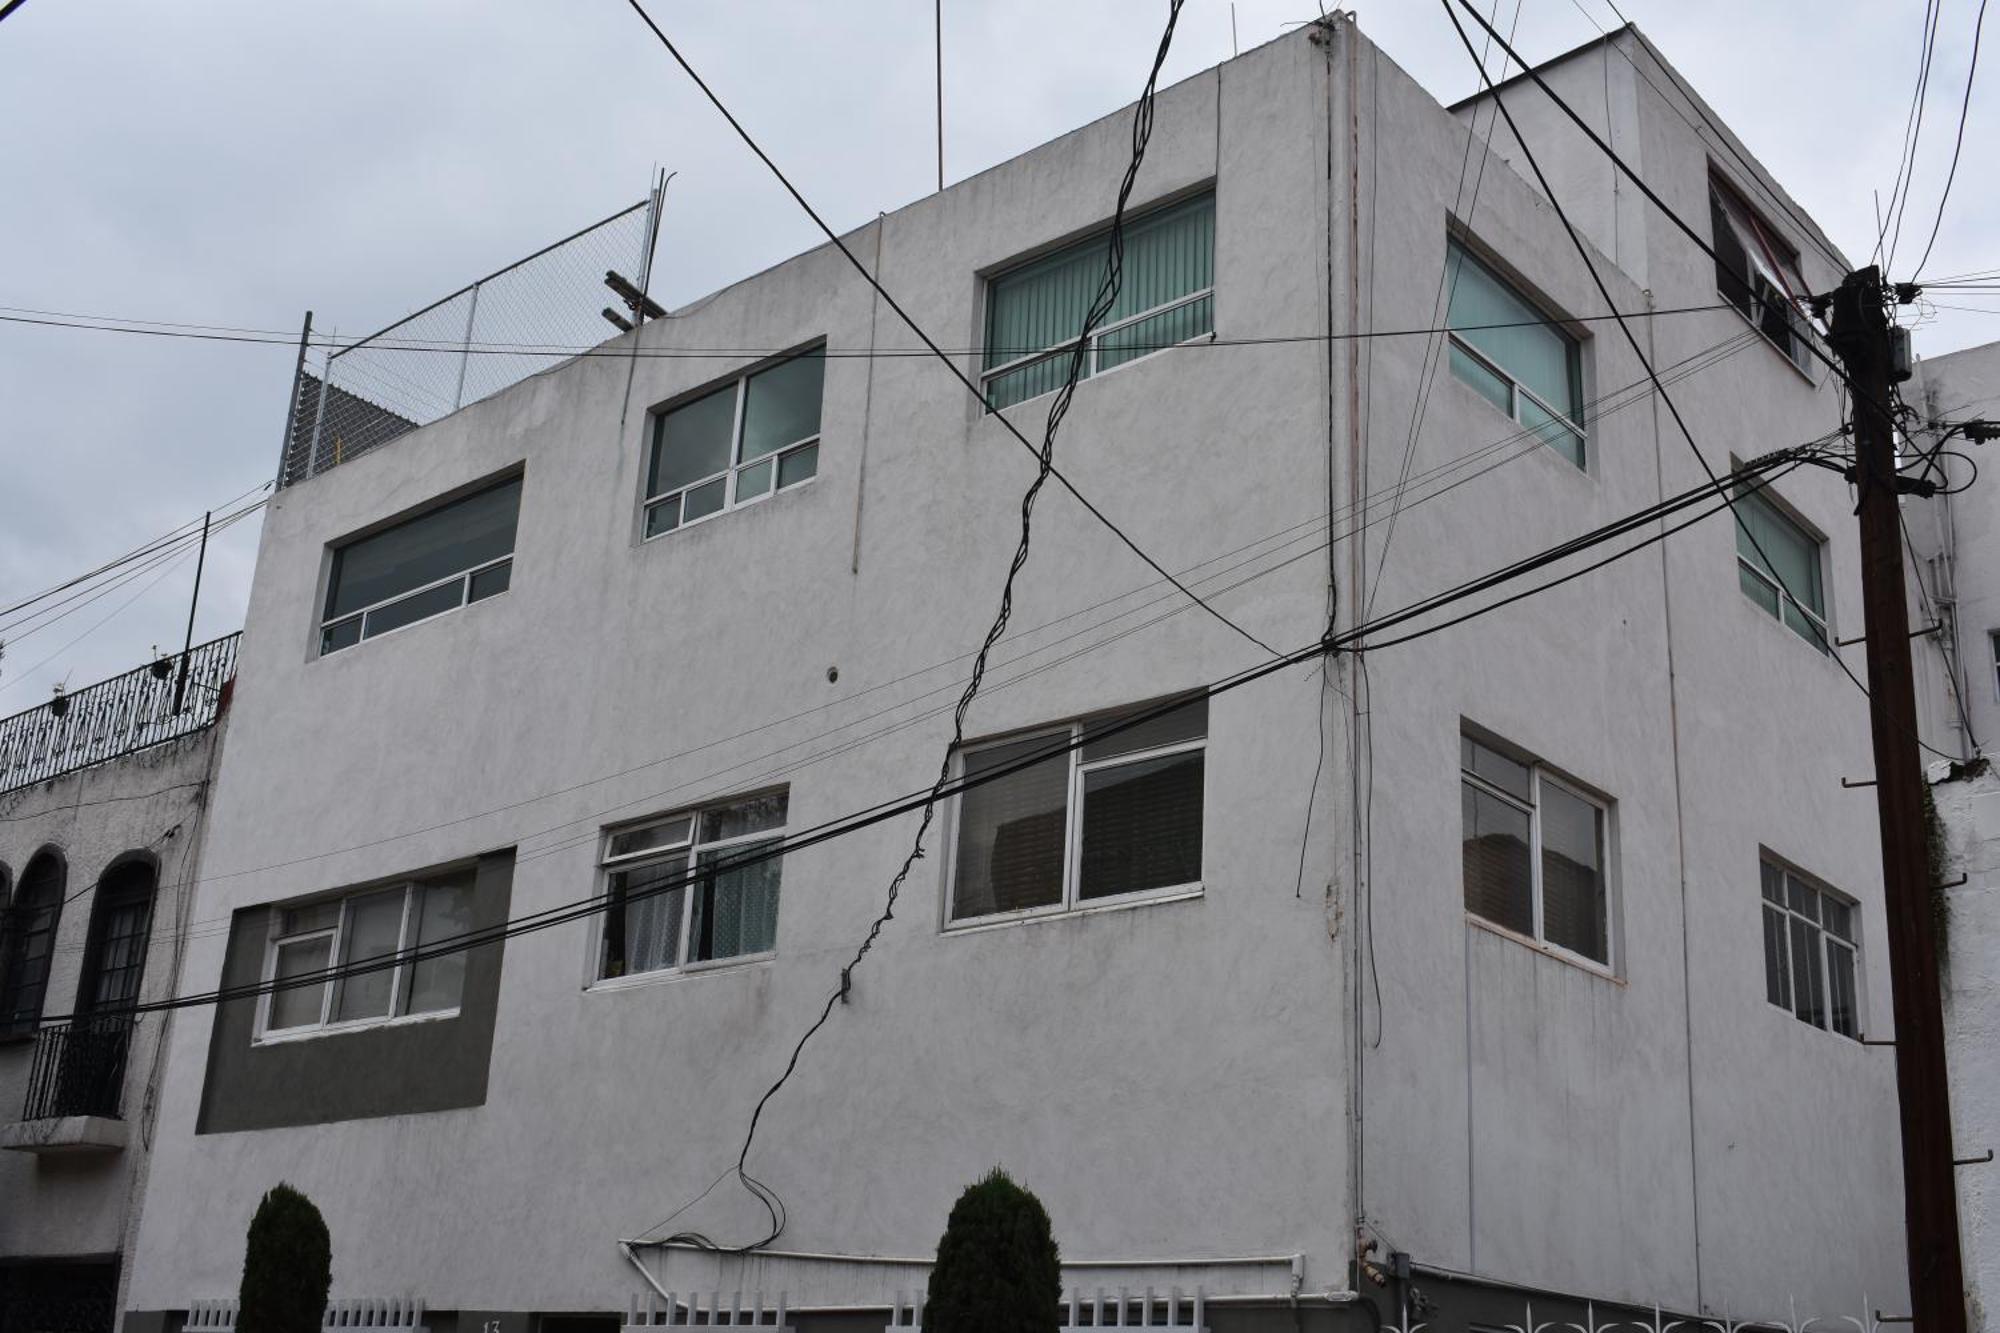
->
(121, 16, 1907, 1333)
(0, 636, 237, 1333)
(1898, 338, 2000, 1333)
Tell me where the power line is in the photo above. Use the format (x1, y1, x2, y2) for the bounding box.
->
(1909, 0, 1991, 281)
(1441, 0, 1962, 768)
(0, 302, 1748, 359)
(42, 448, 1820, 1033)
(1877, 0, 1944, 271)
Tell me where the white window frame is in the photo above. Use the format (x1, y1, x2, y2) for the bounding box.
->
(1445, 330, 1587, 462)
(318, 477, 520, 656)
(1760, 858, 1862, 1040)
(945, 712, 1208, 929)
(1460, 739, 1614, 974)
(642, 352, 822, 540)
(1734, 486, 1830, 651)
(1988, 629, 2000, 701)
(255, 882, 463, 1041)
(979, 285, 1216, 404)
(593, 792, 788, 985)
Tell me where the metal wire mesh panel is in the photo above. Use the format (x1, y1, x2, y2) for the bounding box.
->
(281, 198, 655, 487)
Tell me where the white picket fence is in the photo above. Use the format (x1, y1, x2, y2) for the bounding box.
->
(884, 1286, 1207, 1331)
(624, 1289, 792, 1329)
(185, 1298, 428, 1333)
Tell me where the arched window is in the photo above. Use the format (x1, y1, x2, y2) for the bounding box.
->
(0, 848, 66, 1035)
(79, 856, 158, 1015)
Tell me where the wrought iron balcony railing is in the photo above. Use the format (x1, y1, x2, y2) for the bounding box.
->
(20, 1016, 136, 1122)
(0, 632, 239, 797)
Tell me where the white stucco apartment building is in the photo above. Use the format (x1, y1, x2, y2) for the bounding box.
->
(104, 16, 1910, 1333)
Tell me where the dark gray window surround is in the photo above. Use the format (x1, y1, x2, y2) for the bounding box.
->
(197, 850, 512, 1133)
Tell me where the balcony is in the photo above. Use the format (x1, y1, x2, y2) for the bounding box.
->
(0, 632, 238, 797)
(1, 1017, 135, 1155)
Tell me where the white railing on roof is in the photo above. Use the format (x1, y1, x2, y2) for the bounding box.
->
(624, 1289, 791, 1329)
(185, 1298, 428, 1333)
(885, 1286, 1208, 1331)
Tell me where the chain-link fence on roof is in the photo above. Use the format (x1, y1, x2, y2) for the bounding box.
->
(278, 194, 660, 488)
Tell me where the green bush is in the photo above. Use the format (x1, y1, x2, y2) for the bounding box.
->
(237, 1183, 331, 1333)
(924, 1169, 1061, 1333)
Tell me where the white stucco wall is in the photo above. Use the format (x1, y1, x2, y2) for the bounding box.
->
(120, 16, 1905, 1328)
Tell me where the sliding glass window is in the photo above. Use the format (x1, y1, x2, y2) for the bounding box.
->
(1445, 241, 1586, 468)
(320, 476, 521, 655)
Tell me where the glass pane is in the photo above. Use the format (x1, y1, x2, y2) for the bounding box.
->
(468, 561, 511, 603)
(740, 349, 825, 460)
(1081, 696, 1207, 762)
(1446, 244, 1579, 419)
(1449, 341, 1513, 416)
(320, 616, 362, 655)
(985, 351, 1069, 410)
(1079, 750, 1203, 900)
(1739, 562, 1780, 616)
(1540, 783, 1606, 963)
(612, 859, 686, 976)
(1763, 904, 1792, 1009)
(1782, 599, 1827, 650)
(1787, 874, 1819, 920)
(269, 937, 331, 1030)
(407, 881, 474, 1015)
(953, 735, 1070, 918)
(1106, 194, 1214, 325)
(332, 888, 406, 1022)
(649, 384, 736, 497)
(1463, 781, 1532, 936)
(777, 442, 819, 489)
(1827, 940, 1859, 1038)
(610, 816, 694, 860)
(682, 477, 727, 524)
(735, 458, 775, 501)
(1821, 896, 1855, 943)
(1760, 860, 1786, 904)
(280, 902, 342, 936)
(1519, 394, 1584, 469)
(644, 494, 681, 538)
(89, 898, 153, 1011)
(1791, 916, 1825, 1027)
(1460, 736, 1530, 801)
(700, 792, 789, 842)
(691, 840, 782, 961)
(326, 478, 521, 619)
(1097, 292, 1214, 373)
(361, 579, 465, 639)
(1734, 490, 1823, 618)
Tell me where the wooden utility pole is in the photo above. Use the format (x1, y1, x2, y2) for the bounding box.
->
(1827, 264, 1966, 1333)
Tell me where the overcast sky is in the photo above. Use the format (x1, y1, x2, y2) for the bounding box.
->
(0, 0, 1992, 707)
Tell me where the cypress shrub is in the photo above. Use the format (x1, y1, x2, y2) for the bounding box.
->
(237, 1183, 332, 1333)
(924, 1169, 1060, 1333)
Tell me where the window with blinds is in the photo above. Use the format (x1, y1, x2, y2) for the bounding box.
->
(320, 474, 522, 655)
(1444, 240, 1586, 468)
(597, 791, 787, 981)
(950, 697, 1207, 922)
(982, 192, 1215, 410)
(1734, 484, 1828, 650)
(1461, 732, 1612, 968)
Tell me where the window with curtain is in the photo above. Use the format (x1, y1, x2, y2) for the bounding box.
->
(1760, 858, 1860, 1040)
(1461, 732, 1611, 967)
(1734, 485, 1827, 649)
(598, 790, 787, 980)
(320, 475, 521, 655)
(1710, 177, 1812, 372)
(260, 875, 475, 1036)
(950, 697, 1206, 922)
(982, 193, 1215, 410)
(644, 347, 824, 539)
(1445, 240, 1586, 468)
(0, 850, 64, 1035)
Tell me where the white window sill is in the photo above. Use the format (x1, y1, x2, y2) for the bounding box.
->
(1442, 370, 1594, 481)
(1465, 913, 1620, 983)
(945, 884, 1204, 936)
(985, 332, 1217, 415)
(1764, 999, 1867, 1047)
(586, 952, 776, 993)
(639, 476, 818, 548)
(1735, 587, 1839, 662)
(255, 1006, 460, 1046)
(314, 588, 509, 663)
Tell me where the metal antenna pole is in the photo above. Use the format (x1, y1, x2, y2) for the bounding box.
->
(171, 511, 211, 715)
(936, 0, 945, 192)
